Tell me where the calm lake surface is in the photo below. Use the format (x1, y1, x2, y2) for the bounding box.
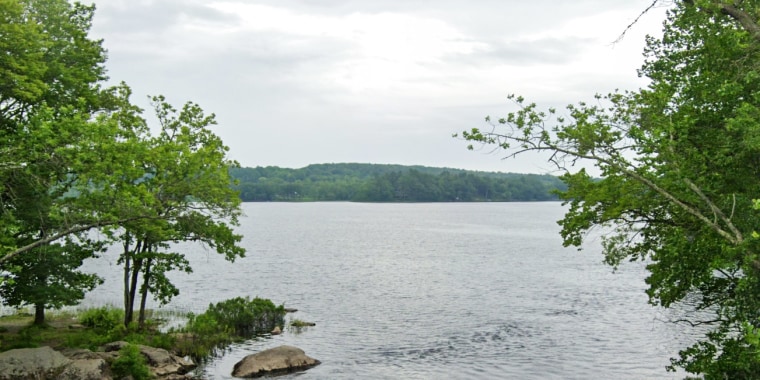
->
(82, 202, 697, 379)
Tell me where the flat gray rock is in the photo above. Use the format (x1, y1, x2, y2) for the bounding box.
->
(58, 357, 111, 380)
(0, 346, 71, 380)
(232, 345, 320, 378)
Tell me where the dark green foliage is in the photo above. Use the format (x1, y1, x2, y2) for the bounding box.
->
(0, 0, 109, 324)
(174, 312, 232, 360)
(231, 163, 566, 202)
(459, 1, 760, 377)
(111, 343, 153, 380)
(111, 94, 245, 329)
(1, 0, 245, 349)
(78, 307, 125, 331)
(199, 296, 284, 337)
(0, 240, 103, 325)
(177, 297, 285, 360)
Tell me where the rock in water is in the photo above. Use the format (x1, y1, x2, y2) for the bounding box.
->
(232, 345, 320, 378)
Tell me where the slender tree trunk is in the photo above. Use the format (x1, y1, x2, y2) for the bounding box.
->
(124, 240, 145, 327)
(127, 252, 143, 327)
(123, 238, 132, 327)
(33, 230, 48, 326)
(138, 257, 153, 329)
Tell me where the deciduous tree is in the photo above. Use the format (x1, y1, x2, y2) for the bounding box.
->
(460, 0, 760, 377)
(107, 94, 245, 328)
(0, 0, 108, 323)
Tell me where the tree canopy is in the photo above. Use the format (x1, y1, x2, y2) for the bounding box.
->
(461, 0, 760, 377)
(0, 0, 244, 326)
(231, 163, 566, 202)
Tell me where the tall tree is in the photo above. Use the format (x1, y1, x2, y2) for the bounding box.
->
(109, 94, 245, 328)
(0, 0, 109, 323)
(460, 1, 760, 377)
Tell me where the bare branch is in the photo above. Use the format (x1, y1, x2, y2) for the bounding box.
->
(614, 0, 661, 44)
(670, 318, 724, 327)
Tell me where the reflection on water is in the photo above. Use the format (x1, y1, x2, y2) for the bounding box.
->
(81, 202, 697, 379)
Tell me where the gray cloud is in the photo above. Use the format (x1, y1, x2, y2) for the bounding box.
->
(89, 0, 668, 173)
(93, 0, 238, 35)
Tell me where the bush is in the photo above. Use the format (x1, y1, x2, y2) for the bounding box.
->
(177, 297, 285, 361)
(79, 307, 124, 331)
(111, 343, 153, 380)
(202, 296, 285, 336)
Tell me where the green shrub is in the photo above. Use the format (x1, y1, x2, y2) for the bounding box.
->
(79, 307, 124, 331)
(144, 332, 175, 351)
(111, 343, 153, 380)
(178, 297, 285, 361)
(202, 297, 285, 336)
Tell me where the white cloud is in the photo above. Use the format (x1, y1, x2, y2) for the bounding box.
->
(90, 0, 669, 173)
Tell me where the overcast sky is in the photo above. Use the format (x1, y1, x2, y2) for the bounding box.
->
(89, 0, 669, 174)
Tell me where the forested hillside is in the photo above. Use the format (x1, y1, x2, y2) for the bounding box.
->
(230, 163, 566, 202)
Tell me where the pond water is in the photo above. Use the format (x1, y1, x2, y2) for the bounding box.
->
(81, 202, 697, 379)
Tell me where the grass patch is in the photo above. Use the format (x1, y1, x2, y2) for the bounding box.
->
(0, 297, 286, 364)
(289, 319, 315, 328)
(0, 307, 176, 352)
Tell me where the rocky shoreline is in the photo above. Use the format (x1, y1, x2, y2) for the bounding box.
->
(0, 342, 320, 379)
(0, 342, 196, 380)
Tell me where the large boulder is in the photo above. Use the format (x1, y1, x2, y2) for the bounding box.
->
(0, 346, 71, 380)
(58, 357, 111, 380)
(102, 341, 196, 379)
(0, 343, 195, 380)
(232, 345, 320, 378)
(58, 348, 115, 380)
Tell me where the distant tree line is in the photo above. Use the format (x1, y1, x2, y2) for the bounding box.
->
(230, 163, 567, 202)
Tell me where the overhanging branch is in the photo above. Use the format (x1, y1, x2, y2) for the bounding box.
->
(0, 215, 159, 265)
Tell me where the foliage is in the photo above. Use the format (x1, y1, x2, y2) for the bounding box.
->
(110, 343, 153, 380)
(0, 308, 176, 353)
(0, 0, 108, 325)
(79, 307, 125, 331)
(0, 239, 103, 325)
(106, 93, 245, 329)
(176, 297, 285, 360)
(173, 312, 233, 360)
(289, 318, 316, 330)
(1, 0, 244, 329)
(231, 164, 566, 202)
(459, 1, 760, 377)
(195, 297, 284, 337)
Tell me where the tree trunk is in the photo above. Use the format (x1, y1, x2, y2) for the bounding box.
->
(123, 239, 132, 327)
(33, 303, 45, 325)
(138, 257, 153, 329)
(124, 239, 147, 327)
(126, 254, 143, 327)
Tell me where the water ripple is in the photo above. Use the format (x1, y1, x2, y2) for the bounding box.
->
(81, 203, 696, 379)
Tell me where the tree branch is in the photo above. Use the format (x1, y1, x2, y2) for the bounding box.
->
(479, 130, 742, 245)
(614, 0, 661, 43)
(0, 215, 158, 265)
(683, 178, 743, 244)
(719, 3, 760, 43)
